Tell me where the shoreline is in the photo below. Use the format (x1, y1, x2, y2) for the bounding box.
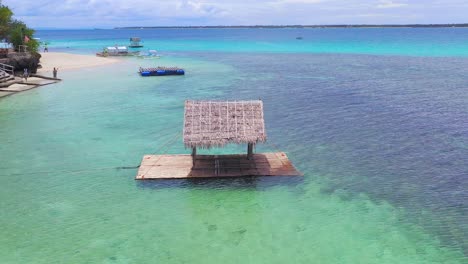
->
(36, 52, 120, 77)
(1, 52, 120, 99)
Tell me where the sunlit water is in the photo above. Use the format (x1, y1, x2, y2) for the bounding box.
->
(0, 29, 467, 263)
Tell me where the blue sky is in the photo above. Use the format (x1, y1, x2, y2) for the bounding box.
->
(4, 0, 468, 28)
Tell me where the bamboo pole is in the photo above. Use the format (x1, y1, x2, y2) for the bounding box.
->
(247, 143, 254, 160)
(192, 147, 197, 166)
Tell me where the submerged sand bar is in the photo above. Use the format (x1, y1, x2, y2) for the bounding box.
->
(136, 152, 303, 179)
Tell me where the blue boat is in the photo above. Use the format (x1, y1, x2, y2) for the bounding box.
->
(139, 67, 185, 76)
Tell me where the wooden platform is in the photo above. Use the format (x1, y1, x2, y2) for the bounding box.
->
(136, 152, 302, 180)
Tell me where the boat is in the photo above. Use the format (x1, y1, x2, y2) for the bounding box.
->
(139, 67, 185, 76)
(136, 50, 160, 59)
(96, 46, 137, 57)
(129, 37, 143, 48)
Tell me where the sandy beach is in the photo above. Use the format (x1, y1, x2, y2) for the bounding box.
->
(36, 52, 120, 76)
(1, 52, 121, 98)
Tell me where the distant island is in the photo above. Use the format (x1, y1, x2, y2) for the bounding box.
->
(115, 24, 468, 29)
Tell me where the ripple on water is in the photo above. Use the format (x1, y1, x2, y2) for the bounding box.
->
(0, 52, 467, 262)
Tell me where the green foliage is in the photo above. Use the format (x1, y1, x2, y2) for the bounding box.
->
(0, 4, 13, 39)
(0, 4, 12, 24)
(0, 2, 38, 52)
(9, 21, 39, 52)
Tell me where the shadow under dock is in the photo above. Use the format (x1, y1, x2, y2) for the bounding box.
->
(136, 152, 303, 179)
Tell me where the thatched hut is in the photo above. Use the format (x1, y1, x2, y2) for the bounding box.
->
(135, 99, 302, 179)
(129, 37, 143, 48)
(183, 100, 266, 162)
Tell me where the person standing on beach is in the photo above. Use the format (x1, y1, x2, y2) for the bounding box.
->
(44, 44, 48, 52)
(23, 68, 28, 82)
(53, 67, 58, 78)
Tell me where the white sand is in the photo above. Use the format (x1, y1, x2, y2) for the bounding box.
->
(36, 52, 120, 76)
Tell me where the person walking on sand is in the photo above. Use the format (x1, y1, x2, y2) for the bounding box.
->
(53, 67, 58, 78)
(23, 68, 28, 82)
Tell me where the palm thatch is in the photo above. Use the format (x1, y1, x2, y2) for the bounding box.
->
(183, 100, 267, 149)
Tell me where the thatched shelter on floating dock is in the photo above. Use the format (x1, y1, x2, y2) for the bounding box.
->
(183, 100, 266, 159)
(129, 37, 143, 48)
(136, 100, 302, 179)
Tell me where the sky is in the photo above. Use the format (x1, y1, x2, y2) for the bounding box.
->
(3, 0, 468, 29)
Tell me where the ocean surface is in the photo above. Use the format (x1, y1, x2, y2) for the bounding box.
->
(0, 28, 467, 263)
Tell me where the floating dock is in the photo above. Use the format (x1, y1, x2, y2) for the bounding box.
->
(136, 152, 302, 179)
(136, 100, 302, 180)
(139, 67, 185, 76)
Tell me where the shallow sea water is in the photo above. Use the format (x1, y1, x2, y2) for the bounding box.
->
(0, 29, 467, 263)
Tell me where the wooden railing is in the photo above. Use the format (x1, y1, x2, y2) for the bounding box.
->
(0, 63, 14, 75)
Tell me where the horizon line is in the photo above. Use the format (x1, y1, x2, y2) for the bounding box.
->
(34, 23, 468, 30)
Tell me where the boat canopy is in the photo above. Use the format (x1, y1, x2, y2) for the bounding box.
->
(105, 46, 128, 53)
(106, 46, 127, 50)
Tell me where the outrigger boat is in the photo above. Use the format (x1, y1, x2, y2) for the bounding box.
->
(96, 46, 138, 57)
(139, 67, 185, 76)
(136, 50, 159, 59)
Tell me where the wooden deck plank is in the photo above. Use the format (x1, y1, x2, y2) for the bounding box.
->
(135, 152, 303, 180)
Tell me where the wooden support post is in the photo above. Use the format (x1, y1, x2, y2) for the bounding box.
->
(247, 143, 254, 160)
(191, 147, 197, 166)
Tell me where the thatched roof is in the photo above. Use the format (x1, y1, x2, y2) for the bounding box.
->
(183, 100, 267, 149)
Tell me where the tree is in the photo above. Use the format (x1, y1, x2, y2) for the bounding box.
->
(0, 2, 39, 52)
(9, 20, 39, 52)
(0, 3, 13, 40)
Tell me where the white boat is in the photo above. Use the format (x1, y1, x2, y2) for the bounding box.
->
(97, 46, 137, 57)
(136, 50, 160, 59)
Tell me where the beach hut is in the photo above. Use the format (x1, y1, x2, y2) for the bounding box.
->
(0, 41, 13, 58)
(184, 100, 266, 161)
(136, 100, 302, 179)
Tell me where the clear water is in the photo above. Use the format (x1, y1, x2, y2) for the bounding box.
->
(0, 29, 467, 263)
(37, 28, 468, 56)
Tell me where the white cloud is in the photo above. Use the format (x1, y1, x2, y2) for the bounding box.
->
(2, 0, 468, 28)
(276, 0, 325, 3)
(176, 1, 227, 16)
(376, 0, 408, 9)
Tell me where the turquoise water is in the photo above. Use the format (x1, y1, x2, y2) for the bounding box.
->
(38, 28, 468, 56)
(1, 29, 468, 263)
